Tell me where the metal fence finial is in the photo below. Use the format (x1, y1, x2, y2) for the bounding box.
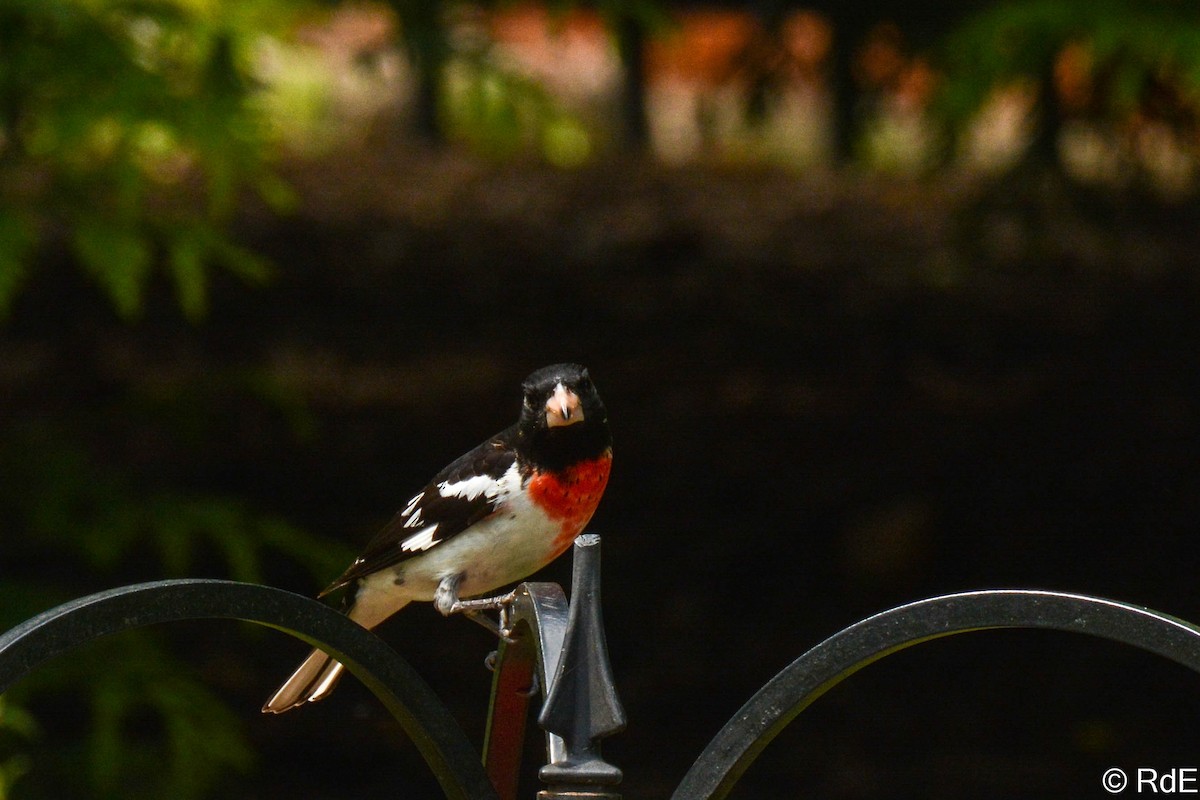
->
(537, 533, 626, 799)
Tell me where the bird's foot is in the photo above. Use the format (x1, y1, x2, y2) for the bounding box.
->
(451, 589, 517, 614)
(451, 591, 518, 642)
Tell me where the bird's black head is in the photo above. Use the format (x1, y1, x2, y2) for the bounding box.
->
(516, 363, 611, 470)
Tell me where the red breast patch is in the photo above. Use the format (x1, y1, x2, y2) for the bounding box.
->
(528, 452, 612, 546)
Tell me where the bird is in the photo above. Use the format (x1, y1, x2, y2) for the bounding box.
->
(262, 363, 612, 713)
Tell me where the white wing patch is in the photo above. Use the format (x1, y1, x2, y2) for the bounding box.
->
(401, 491, 426, 529)
(400, 523, 440, 552)
(396, 463, 522, 557)
(402, 492, 424, 516)
(437, 473, 501, 502)
(438, 462, 523, 505)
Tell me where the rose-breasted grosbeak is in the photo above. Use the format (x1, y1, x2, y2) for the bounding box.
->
(263, 363, 612, 713)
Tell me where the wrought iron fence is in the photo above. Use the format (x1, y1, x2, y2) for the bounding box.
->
(3, 533, 1200, 799)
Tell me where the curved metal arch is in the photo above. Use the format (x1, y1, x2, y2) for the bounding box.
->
(672, 589, 1200, 800)
(0, 578, 498, 800)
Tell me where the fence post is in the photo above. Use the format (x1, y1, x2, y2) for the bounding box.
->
(537, 534, 626, 799)
(483, 534, 626, 800)
(483, 582, 570, 800)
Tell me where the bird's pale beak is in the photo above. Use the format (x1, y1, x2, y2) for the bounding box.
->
(545, 382, 584, 428)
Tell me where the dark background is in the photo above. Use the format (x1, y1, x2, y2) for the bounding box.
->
(11, 151, 1200, 797)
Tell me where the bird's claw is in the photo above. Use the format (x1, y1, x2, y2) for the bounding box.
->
(455, 591, 519, 642)
(450, 589, 517, 614)
(468, 613, 516, 644)
(497, 593, 518, 641)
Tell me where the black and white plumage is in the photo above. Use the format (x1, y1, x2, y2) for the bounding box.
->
(263, 363, 612, 713)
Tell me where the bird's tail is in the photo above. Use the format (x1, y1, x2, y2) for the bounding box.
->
(261, 592, 408, 714)
(261, 647, 346, 713)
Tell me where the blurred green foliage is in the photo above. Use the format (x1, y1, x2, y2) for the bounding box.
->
(0, 3, 348, 788)
(0, 699, 35, 800)
(443, 50, 595, 165)
(0, 0, 300, 321)
(0, 402, 353, 798)
(413, 0, 664, 159)
(0, 403, 353, 798)
(1, 426, 347, 587)
(7, 633, 251, 800)
(939, 0, 1200, 153)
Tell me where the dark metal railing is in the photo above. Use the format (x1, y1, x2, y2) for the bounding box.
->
(670, 589, 1200, 799)
(483, 534, 625, 800)
(0, 578, 498, 799)
(4, 535, 1200, 799)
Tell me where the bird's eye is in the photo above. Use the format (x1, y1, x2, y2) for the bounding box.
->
(522, 391, 537, 410)
(577, 374, 591, 393)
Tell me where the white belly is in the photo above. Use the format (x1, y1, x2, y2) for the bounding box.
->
(382, 490, 568, 601)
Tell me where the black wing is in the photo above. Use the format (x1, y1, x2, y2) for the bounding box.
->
(319, 429, 518, 596)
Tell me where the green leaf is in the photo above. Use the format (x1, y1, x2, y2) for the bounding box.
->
(211, 236, 273, 284)
(51, 634, 255, 800)
(0, 755, 31, 800)
(167, 233, 209, 321)
(0, 699, 39, 742)
(254, 172, 298, 213)
(0, 695, 38, 800)
(0, 212, 36, 319)
(72, 217, 153, 319)
(0, 0, 295, 322)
